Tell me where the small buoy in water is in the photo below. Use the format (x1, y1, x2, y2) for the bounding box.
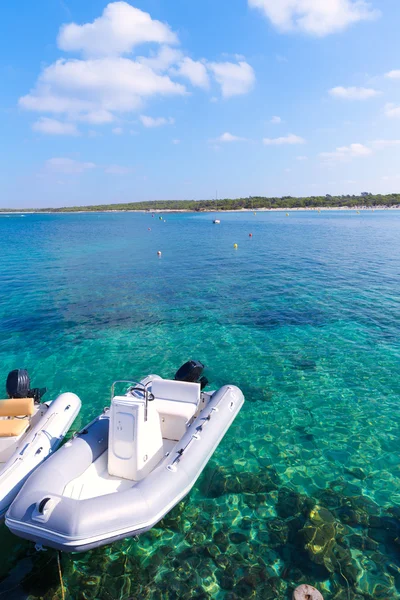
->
(148, 228, 151, 231)
(157, 251, 162, 257)
(234, 243, 238, 249)
(357, 211, 360, 214)
(253, 212, 256, 215)
(159, 216, 163, 220)
(293, 584, 324, 600)
(152, 214, 154, 217)
(286, 213, 289, 217)
(249, 233, 253, 237)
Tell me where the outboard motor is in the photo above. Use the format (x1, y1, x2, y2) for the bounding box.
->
(6, 369, 47, 403)
(174, 360, 208, 390)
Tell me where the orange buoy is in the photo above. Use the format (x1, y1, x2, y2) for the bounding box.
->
(249, 233, 253, 237)
(157, 251, 162, 257)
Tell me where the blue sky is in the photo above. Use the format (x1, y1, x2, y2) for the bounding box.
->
(2, 0, 400, 207)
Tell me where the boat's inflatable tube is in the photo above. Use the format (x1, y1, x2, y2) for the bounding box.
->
(6, 385, 243, 552)
(0, 393, 81, 520)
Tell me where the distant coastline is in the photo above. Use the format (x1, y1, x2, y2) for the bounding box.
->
(1, 206, 400, 215)
(1, 194, 400, 214)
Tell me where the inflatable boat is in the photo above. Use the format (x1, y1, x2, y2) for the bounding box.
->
(6, 361, 244, 552)
(0, 370, 81, 520)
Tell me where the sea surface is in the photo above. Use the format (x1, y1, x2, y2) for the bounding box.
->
(0, 210, 400, 600)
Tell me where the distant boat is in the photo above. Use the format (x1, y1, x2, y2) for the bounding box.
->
(213, 219, 221, 224)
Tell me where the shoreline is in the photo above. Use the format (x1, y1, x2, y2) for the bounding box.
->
(1, 206, 400, 215)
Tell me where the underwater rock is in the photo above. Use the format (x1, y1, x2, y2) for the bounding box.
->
(213, 529, 229, 550)
(229, 532, 248, 544)
(344, 467, 367, 480)
(214, 553, 231, 569)
(70, 574, 102, 600)
(100, 574, 131, 599)
(309, 506, 336, 526)
(234, 576, 257, 599)
(202, 466, 279, 498)
(276, 487, 314, 519)
(334, 505, 369, 527)
(369, 515, 400, 536)
(347, 533, 379, 551)
(266, 518, 289, 547)
(314, 488, 342, 510)
(218, 570, 235, 590)
(298, 522, 336, 572)
(368, 515, 400, 547)
(290, 358, 317, 371)
(349, 495, 379, 515)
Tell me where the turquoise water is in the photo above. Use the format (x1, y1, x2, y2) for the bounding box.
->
(1, 210, 400, 599)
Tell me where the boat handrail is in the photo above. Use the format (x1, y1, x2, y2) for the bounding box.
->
(167, 406, 218, 471)
(110, 380, 154, 421)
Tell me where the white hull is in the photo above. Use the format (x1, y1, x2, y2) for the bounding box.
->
(7, 383, 243, 552)
(0, 393, 81, 519)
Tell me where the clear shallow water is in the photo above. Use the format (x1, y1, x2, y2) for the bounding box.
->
(0, 210, 400, 599)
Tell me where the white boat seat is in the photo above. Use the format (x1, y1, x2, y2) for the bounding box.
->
(151, 379, 201, 405)
(0, 418, 30, 438)
(151, 380, 201, 441)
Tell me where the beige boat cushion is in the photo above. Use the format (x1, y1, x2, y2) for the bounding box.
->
(0, 418, 30, 438)
(0, 398, 35, 417)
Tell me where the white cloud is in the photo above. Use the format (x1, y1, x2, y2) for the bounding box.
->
(320, 139, 400, 163)
(137, 46, 183, 71)
(176, 58, 210, 89)
(45, 158, 96, 174)
(172, 139, 180, 144)
(32, 117, 79, 135)
(112, 127, 123, 135)
(214, 132, 248, 143)
(270, 116, 282, 124)
(296, 155, 308, 160)
(385, 103, 400, 118)
(77, 110, 115, 124)
(58, 2, 178, 57)
(19, 3, 256, 130)
(104, 165, 133, 174)
(263, 133, 305, 145)
(329, 86, 381, 100)
(385, 70, 400, 79)
(140, 115, 174, 128)
(248, 0, 380, 36)
(208, 61, 255, 97)
(19, 57, 186, 122)
(370, 139, 400, 149)
(320, 143, 372, 162)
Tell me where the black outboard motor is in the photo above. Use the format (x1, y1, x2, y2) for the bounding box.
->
(6, 369, 47, 403)
(174, 360, 208, 390)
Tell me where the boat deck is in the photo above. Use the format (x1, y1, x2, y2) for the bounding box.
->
(63, 439, 177, 500)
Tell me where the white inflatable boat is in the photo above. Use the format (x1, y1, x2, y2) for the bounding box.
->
(6, 362, 244, 552)
(0, 369, 81, 520)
